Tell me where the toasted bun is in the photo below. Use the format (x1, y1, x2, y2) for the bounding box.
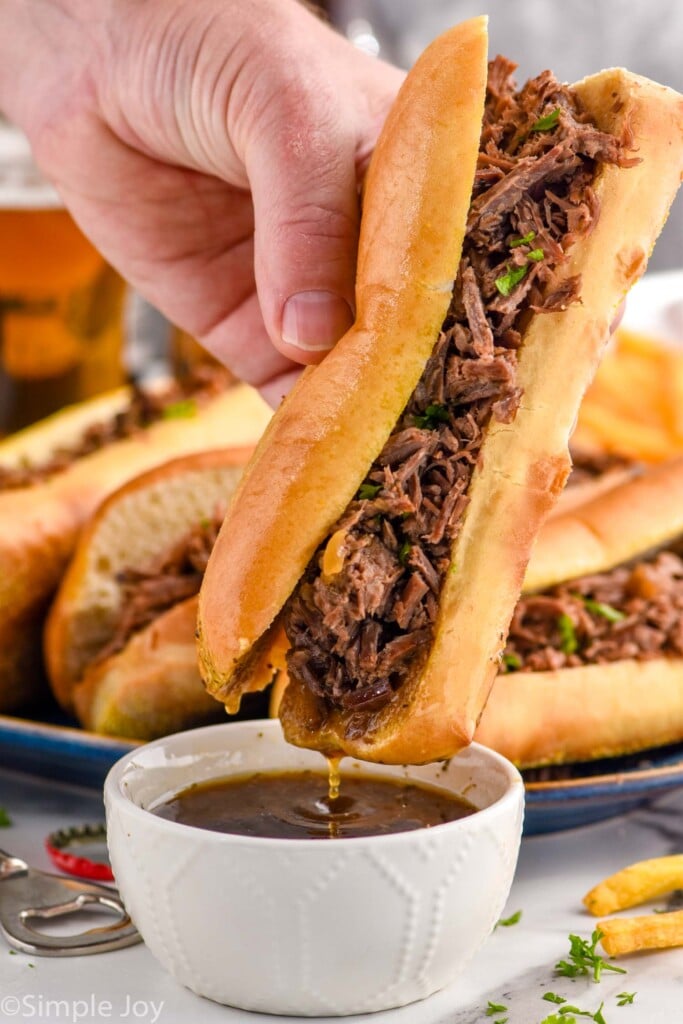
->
(477, 458, 683, 767)
(0, 384, 270, 712)
(474, 659, 683, 768)
(199, 27, 683, 763)
(525, 455, 683, 592)
(45, 447, 252, 716)
(71, 596, 224, 739)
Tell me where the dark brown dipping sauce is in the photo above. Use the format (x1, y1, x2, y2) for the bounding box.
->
(152, 770, 476, 840)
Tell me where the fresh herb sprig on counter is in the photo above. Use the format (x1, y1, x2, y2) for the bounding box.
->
(555, 929, 626, 982)
(486, 1001, 508, 1017)
(497, 909, 523, 927)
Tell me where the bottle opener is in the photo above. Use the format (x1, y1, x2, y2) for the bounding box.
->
(0, 849, 141, 956)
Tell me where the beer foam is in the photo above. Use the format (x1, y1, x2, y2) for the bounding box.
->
(0, 118, 62, 209)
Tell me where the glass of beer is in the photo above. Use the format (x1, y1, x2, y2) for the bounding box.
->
(0, 118, 126, 434)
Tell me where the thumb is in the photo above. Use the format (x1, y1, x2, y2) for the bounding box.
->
(242, 70, 360, 364)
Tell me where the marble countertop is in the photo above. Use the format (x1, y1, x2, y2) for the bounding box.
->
(0, 767, 681, 1024)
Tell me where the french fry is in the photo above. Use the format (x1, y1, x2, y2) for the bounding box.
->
(574, 328, 683, 462)
(584, 854, 683, 915)
(576, 401, 677, 461)
(617, 327, 673, 360)
(597, 910, 683, 956)
(588, 354, 666, 427)
(663, 349, 683, 443)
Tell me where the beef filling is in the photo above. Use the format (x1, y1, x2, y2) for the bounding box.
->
(95, 513, 223, 664)
(0, 366, 231, 492)
(284, 56, 634, 718)
(503, 548, 683, 673)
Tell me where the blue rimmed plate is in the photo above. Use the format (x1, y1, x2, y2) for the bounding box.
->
(0, 708, 137, 789)
(523, 744, 683, 834)
(4, 705, 683, 834)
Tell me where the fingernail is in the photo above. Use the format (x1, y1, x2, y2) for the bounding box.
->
(281, 291, 354, 352)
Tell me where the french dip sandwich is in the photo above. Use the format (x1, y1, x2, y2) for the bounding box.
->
(0, 370, 271, 712)
(198, 18, 683, 764)
(476, 457, 683, 767)
(44, 449, 252, 739)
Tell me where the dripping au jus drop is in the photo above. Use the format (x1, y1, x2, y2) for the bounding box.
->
(152, 758, 476, 840)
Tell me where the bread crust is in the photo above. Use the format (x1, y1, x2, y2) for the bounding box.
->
(474, 659, 683, 767)
(45, 447, 252, 713)
(72, 596, 224, 740)
(0, 386, 270, 712)
(525, 455, 683, 593)
(199, 31, 683, 763)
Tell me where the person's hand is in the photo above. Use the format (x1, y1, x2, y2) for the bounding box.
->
(0, 0, 403, 403)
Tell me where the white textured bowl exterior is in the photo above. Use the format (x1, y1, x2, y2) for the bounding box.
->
(105, 721, 523, 1016)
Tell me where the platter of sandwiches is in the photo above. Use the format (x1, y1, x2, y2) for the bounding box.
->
(1, 19, 682, 832)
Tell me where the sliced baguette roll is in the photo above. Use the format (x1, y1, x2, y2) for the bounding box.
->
(44, 448, 252, 734)
(476, 457, 683, 767)
(475, 660, 683, 768)
(0, 383, 271, 712)
(71, 597, 217, 740)
(199, 22, 683, 765)
(525, 455, 683, 594)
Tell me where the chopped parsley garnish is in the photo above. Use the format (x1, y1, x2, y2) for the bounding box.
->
(414, 403, 450, 429)
(555, 929, 626, 982)
(581, 597, 626, 623)
(541, 1003, 606, 1024)
(357, 483, 382, 501)
(543, 993, 567, 1005)
(557, 613, 578, 655)
(510, 230, 536, 248)
(0, 807, 11, 827)
(161, 397, 197, 419)
(398, 541, 412, 566)
(531, 107, 561, 132)
(495, 263, 530, 296)
(616, 992, 636, 1006)
(528, 248, 545, 262)
(502, 653, 522, 673)
(497, 909, 522, 927)
(486, 1002, 508, 1016)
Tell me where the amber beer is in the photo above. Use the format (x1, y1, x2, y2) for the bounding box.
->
(0, 120, 125, 434)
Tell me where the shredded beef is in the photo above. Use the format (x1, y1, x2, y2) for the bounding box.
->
(0, 366, 231, 492)
(95, 512, 224, 664)
(284, 57, 633, 719)
(503, 548, 683, 673)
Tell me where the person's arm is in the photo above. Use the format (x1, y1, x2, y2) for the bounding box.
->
(0, 0, 402, 402)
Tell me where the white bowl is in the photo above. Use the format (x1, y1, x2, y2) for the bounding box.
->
(104, 720, 524, 1017)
